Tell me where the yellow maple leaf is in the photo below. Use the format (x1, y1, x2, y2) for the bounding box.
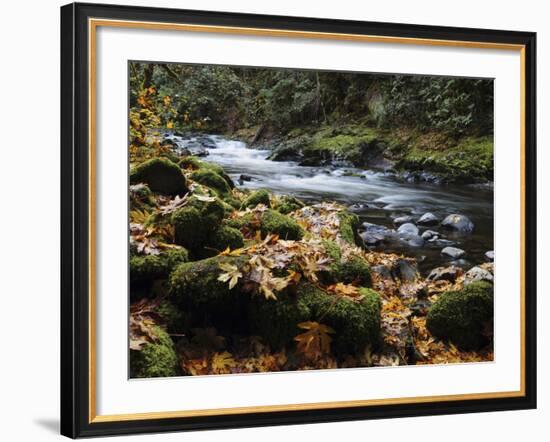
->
(217, 263, 242, 289)
(294, 321, 335, 361)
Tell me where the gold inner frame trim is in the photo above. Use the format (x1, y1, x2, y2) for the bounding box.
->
(88, 18, 527, 424)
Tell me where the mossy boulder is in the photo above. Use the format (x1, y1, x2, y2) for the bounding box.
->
(248, 290, 312, 349)
(320, 241, 372, 287)
(260, 210, 304, 240)
(155, 300, 188, 334)
(337, 211, 363, 245)
(179, 156, 234, 189)
(191, 169, 231, 196)
(171, 196, 225, 251)
(426, 281, 493, 350)
(130, 326, 179, 378)
(250, 283, 381, 354)
(274, 195, 305, 214)
(130, 158, 188, 195)
(301, 284, 381, 354)
(241, 189, 271, 209)
(169, 255, 249, 329)
(129, 183, 155, 210)
(204, 225, 244, 256)
(130, 248, 189, 285)
(228, 209, 304, 240)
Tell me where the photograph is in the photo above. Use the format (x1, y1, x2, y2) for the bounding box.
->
(128, 62, 495, 378)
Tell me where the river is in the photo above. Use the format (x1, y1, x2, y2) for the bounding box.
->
(167, 133, 494, 274)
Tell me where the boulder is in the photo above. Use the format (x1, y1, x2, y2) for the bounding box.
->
(393, 215, 414, 225)
(190, 169, 231, 196)
(426, 281, 493, 350)
(485, 250, 495, 262)
(427, 265, 463, 283)
(464, 266, 494, 285)
(130, 326, 179, 378)
(320, 240, 372, 287)
(130, 158, 188, 196)
(421, 230, 439, 240)
(441, 214, 474, 233)
(417, 212, 440, 226)
(391, 259, 419, 282)
(241, 189, 271, 209)
(251, 283, 381, 354)
(227, 209, 304, 241)
(397, 223, 419, 236)
(441, 246, 466, 259)
(171, 196, 225, 251)
(275, 195, 305, 214)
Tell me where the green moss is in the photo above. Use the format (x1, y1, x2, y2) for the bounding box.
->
(203, 225, 244, 256)
(155, 300, 187, 334)
(426, 281, 494, 350)
(171, 196, 225, 251)
(337, 211, 362, 245)
(241, 189, 271, 209)
(227, 209, 303, 240)
(398, 136, 493, 183)
(190, 169, 231, 196)
(260, 210, 304, 240)
(178, 156, 202, 170)
(130, 248, 189, 285)
(130, 326, 179, 378)
(274, 195, 305, 214)
(249, 291, 312, 349)
(300, 284, 381, 354)
(169, 255, 249, 329)
(129, 183, 155, 210)
(249, 283, 380, 354)
(319, 241, 372, 287)
(130, 158, 188, 195)
(179, 156, 234, 189)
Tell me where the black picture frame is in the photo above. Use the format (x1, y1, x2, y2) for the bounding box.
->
(61, 2, 537, 438)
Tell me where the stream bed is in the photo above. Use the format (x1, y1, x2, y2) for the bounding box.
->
(167, 133, 494, 274)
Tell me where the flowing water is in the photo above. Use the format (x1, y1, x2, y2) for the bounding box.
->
(167, 133, 494, 274)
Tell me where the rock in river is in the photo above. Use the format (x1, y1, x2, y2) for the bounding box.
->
(421, 230, 439, 240)
(417, 212, 440, 226)
(393, 215, 414, 226)
(397, 223, 419, 236)
(441, 246, 466, 259)
(441, 214, 474, 233)
(427, 265, 463, 283)
(360, 222, 393, 246)
(464, 266, 494, 285)
(485, 250, 495, 261)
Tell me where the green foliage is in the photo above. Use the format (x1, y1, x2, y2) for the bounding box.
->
(426, 281, 494, 350)
(241, 189, 271, 209)
(130, 326, 179, 378)
(130, 158, 188, 195)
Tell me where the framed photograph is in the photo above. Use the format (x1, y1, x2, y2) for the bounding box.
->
(60, 2, 537, 438)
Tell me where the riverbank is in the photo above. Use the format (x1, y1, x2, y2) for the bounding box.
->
(129, 146, 495, 377)
(233, 121, 494, 185)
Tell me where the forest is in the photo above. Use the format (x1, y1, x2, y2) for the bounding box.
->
(129, 62, 494, 377)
